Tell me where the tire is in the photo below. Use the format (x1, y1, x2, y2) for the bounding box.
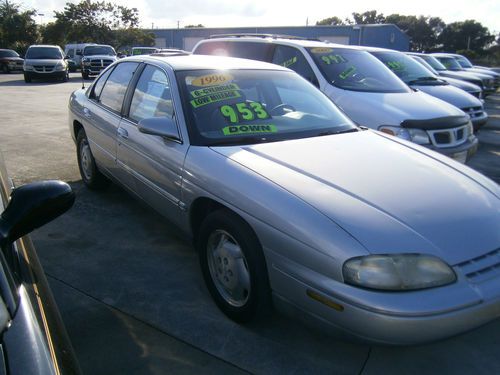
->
(82, 71, 89, 80)
(2, 64, 9, 74)
(197, 209, 272, 323)
(24, 73, 32, 83)
(76, 130, 109, 190)
(62, 71, 69, 82)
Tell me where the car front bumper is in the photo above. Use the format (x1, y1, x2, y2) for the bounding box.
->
(271, 256, 500, 345)
(427, 135, 478, 163)
(24, 70, 67, 79)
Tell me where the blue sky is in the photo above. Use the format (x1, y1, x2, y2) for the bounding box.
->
(22, 0, 500, 33)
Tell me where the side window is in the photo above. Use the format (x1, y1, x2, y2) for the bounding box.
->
(99, 62, 139, 113)
(90, 67, 113, 100)
(272, 46, 318, 86)
(67, 50, 74, 58)
(129, 65, 173, 122)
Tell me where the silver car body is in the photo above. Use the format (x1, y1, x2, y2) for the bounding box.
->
(68, 55, 500, 345)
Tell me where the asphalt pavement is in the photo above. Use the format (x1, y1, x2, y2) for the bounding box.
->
(0, 72, 499, 375)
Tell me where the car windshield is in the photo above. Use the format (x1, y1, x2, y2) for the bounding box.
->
(306, 47, 410, 93)
(0, 50, 19, 58)
(454, 56, 473, 68)
(25, 47, 62, 59)
(84, 46, 116, 56)
(419, 55, 448, 72)
(372, 51, 445, 86)
(435, 56, 463, 71)
(177, 69, 357, 146)
(411, 56, 439, 75)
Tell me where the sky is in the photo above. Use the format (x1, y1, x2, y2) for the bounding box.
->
(20, 0, 500, 34)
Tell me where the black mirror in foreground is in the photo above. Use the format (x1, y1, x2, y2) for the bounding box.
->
(0, 181, 75, 247)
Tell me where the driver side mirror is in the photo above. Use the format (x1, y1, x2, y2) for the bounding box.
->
(138, 117, 181, 142)
(0, 181, 75, 247)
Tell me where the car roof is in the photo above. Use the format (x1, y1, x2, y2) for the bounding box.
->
(199, 35, 361, 51)
(352, 45, 397, 53)
(124, 54, 290, 71)
(28, 44, 61, 49)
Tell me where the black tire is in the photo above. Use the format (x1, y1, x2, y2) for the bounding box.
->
(24, 73, 32, 83)
(2, 64, 9, 74)
(197, 209, 272, 323)
(62, 71, 69, 82)
(76, 130, 109, 190)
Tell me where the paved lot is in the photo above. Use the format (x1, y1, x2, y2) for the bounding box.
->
(0, 72, 499, 375)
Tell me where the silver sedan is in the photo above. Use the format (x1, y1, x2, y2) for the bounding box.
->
(68, 54, 500, 345)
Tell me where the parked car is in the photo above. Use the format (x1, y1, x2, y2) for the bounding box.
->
(64, 43, 96, 71)
(363, 47, 488, 131)
(23, 45, 69, 83)
(431, 53, 496, 95)
(131, 47, 160, 56)
(0, 49, 24, 73)
(193, 36, 477, 163)
(68, 54, 500, 345)
(0, 151, 79, 373)
(446, 52, 500, 88)
(407, 53, 484, 99)
(80, 44, 117, 79)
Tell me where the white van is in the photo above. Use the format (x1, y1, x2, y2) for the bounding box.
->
(193, 36, 478, 163)
(64, 43, 96, 70)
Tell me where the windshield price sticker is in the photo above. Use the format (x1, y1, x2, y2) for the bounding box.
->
(386, 61, 405, 71)
(281, 56, 297, 68)
(321, 54, 348, 65)
(311, 47, 333, 54)
(222, 124, 277, 136)
(339, 66, 356, 79)
(191, 73, 234, 87)
(190, 83, 240, 98)
(190, 90, 241, 108)
(220, 102, 270, 123)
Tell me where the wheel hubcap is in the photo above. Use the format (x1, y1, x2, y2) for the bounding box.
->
(207, 230, 251, 307)
(80, 140, 93, 180)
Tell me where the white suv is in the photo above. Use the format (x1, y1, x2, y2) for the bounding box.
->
(193, 36, 478, 163)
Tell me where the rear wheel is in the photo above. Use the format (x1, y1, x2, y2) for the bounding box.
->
(197, 209, 272, 322)
(76, 130, 109, 190)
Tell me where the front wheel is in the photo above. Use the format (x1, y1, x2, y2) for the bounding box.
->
(24, 73, 32, 83)
(2, 64, 9, 74)
(198, 209, 272, 323)
(76, 130, 109, 190)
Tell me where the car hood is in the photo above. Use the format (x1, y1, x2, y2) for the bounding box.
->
(411, 84, 482, 109)
(24, 58, 62, 65)
(332, 90, 465, 128)
(465, 67, 499, 78)
(439, 70, 484, 81)
(212, 131, 500, 264)
(440, 77, 481, 93)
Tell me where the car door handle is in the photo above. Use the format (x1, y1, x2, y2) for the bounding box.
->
(117, 128, 129, 139)
(83, 107, 91, 118)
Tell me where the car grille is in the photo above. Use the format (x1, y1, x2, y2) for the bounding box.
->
(468, 91, 482, 99)
(456, 248, 500, 284)
(90, 59, 113, 68)
(461, 106, 485, 119)
(33, 65, 55, 72)
(427, 124, 470, 147)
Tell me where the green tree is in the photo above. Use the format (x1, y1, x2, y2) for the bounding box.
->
(439, 20, 494, 52)
(41, 0, 149, 48)
(316, 16, 345, 26)
(385, 14, 445, 51)
(350, 10, 385, 25)
(0, 0, 38, 53)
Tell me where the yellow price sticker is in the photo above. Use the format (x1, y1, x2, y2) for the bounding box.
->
(311, 47, 333, 54)
(191, 73, 234, 87)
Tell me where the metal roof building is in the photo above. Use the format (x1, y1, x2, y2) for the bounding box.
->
(149, 24, 410, 52)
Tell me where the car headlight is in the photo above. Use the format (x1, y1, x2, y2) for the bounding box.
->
(82, 59, 90, 66)
(24, 64, 34, 71)
(378, 126, 430, 145)
(343, 254, 456, 291)
(55, 62, 66, 71)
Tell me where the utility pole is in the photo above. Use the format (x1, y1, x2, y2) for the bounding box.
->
(177, 20, 180, 29)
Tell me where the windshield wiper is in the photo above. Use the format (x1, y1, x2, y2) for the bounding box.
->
(207, 136, 277, 146)
(316, 128, 359, 136)
(408, 76, 439, 84)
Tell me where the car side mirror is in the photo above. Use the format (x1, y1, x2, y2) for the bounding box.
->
(0, 181, 75, 247)
(64, 55, 70, 60)
(138, 117, 181, 141)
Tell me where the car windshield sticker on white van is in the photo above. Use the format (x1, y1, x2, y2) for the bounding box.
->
(222, 124, 278, 135)
(281, 56, 297, 68)
(386, 61, 406, 72)
(188, 73, 243, 108)
(220, 102, 270, 123)
(339, 66, 356, 79)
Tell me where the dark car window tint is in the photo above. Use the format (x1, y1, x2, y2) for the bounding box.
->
(91, 67, 113, 100)
(99, 62, 139, 113)
(25, 47, 63, 60)
(272, 45, 318, 85)
(0, 50, 19, 58)
(195, 41, 273, 62)
(129, 65, 173, 122)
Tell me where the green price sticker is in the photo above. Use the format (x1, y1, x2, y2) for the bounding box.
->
(190, 90, 241, 108)
(220, 102, 270, 123)
(339, 66, 356, 79)
(386, 61, 405, 71)
(222, 124, 277, 136)
(281, 56, 297, 68)
(321, 54, 348, 65)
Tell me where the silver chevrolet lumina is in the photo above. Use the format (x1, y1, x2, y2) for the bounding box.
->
(68, 54, 500, 345)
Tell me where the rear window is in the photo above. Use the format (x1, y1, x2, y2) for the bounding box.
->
(194, 41, 274, 62)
